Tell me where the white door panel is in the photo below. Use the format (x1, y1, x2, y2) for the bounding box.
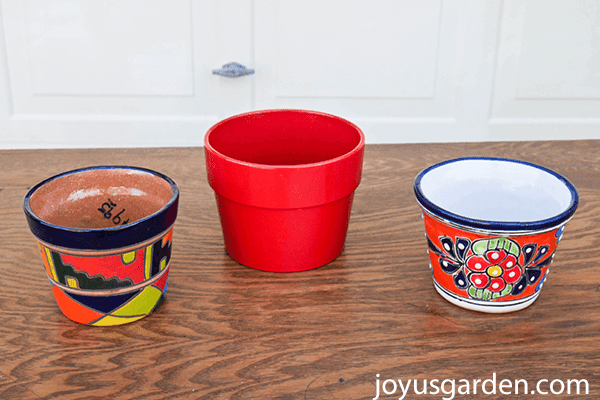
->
(254, 0, 468, 143)
(23, 0, 194, 97)
(0, 0, 254, 148)
(265, 1, 440, 99)
(489, 0, 600, 140)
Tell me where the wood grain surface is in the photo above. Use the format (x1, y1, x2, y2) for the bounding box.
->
(0, 142, 598, 399)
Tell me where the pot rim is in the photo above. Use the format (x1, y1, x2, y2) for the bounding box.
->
(204, 109, 365, 170)
(23, 165, 179, 250)
(413, 157, 579, 232)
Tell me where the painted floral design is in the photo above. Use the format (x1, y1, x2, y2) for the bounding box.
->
(464, 238, 522, 300)
(428, 235, 554, 301)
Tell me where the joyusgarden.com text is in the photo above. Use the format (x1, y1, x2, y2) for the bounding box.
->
(373, 374, 589, 399)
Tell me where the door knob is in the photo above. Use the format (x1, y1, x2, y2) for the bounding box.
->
(212, 62, 255, 78)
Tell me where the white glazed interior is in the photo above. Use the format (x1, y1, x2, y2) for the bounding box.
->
(419, 159, 573, 222)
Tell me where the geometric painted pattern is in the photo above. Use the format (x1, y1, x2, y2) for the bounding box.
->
(49, 269, 169, 325)
(38, 228, 173, 326)
(50, 269, 169, 326)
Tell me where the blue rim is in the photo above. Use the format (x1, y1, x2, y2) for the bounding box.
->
(413, 157, 579, 232)
(23, 166, 179, 250)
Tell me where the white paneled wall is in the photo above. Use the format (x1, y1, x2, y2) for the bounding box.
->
(0, 0, 599, 149)
(489, 0, 600, 140)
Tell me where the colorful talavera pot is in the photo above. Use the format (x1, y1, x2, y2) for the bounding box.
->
(205, 109, 365, 272)
(23, 166, 179, 325)
(414, 157, 578, 313)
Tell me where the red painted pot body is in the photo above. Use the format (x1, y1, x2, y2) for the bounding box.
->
(205, 110, 365, 272)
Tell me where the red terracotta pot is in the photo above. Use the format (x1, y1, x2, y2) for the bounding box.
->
(205, 110, 365, 272)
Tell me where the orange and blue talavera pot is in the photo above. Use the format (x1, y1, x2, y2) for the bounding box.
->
(414, 157, 579, 313)
(23, 166, 179, 326)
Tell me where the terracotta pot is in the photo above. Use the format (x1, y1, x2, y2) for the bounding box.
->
(414, 157, 578, 312)
(205, 109, 365, 272)
(23, 166, 179, 325)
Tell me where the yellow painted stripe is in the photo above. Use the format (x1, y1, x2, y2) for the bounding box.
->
(92, 315, 146, 326)
(45, 247, 58, 281)
(112, 286, 162, 317)
(38, 242, 53, 278)
(144, 244, 153, 279)
(160, 258, 166, 271)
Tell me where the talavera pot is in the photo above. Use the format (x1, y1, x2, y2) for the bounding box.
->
(23, 166, 179, 326)
(414, 157, 578, 313)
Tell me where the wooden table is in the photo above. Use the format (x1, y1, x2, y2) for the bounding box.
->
(1, 142, 598, 399)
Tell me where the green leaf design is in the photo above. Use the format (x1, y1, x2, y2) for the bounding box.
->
(468, 286, 478, 298)
(472, 238, 520, 257)
(467, 283, 514, 300)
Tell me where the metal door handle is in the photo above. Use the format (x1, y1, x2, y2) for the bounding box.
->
(212, 62, 255, 78)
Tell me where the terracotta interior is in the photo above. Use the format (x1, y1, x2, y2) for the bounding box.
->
(208, 111, 362, 165)
(29, 168, 174, 229)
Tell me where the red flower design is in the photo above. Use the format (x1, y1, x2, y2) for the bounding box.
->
(465, 250, 522, 292)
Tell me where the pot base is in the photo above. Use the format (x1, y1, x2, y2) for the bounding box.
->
(433, 279, 540, 313)
(225, 249, 344, 273)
